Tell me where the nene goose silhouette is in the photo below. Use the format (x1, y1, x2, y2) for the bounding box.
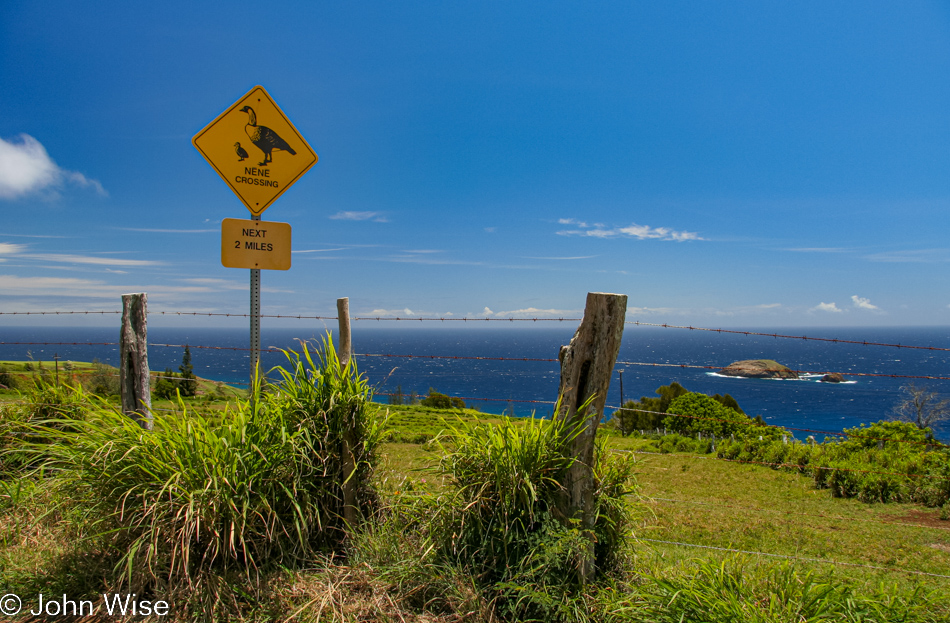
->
(234, 142, 249, 162)
(239, 106, 296, 166)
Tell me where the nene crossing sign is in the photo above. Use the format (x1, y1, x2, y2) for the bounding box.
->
(193, 86, 317, 216)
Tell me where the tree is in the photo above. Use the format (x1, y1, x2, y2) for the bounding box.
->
(153, 368, 178, 400)
(178, 346, 198, 397)
(892, 383, 950, 432)
(611, 382, 690, 434)
(388, 385, 405, 406)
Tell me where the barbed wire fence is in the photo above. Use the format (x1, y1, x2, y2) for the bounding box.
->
(2, 304, 950, 581)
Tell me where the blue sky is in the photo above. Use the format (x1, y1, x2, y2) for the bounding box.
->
(3, 1, 950, 328)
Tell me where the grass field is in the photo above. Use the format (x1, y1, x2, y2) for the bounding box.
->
(1, 381, 948, 621)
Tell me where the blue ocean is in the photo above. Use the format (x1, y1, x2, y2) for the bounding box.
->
(2, 324, 949, 442)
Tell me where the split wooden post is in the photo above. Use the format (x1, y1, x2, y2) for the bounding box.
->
(555, 291, 627, 584)
(120, 293, 152, 430)
(337, 297, 353, 367)
(337, 297, 358, 530)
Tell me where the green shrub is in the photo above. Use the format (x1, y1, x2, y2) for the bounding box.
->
(152, 367, 178, 400)
(421, 389, 465, 409)
(433, 412, 637, 601)
(84, 358, 120, 397)
(33, 336, 383, 592)
(1, 383, 94, 476)
(663, 392, 752, 438)
(0, 364, 22, 391)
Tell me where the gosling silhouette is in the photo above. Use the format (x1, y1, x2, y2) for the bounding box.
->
(234, 142, 249, 162)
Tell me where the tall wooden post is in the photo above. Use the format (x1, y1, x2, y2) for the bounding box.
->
(337, 297, 352, 367)
(120, 293, 152, 430)
(555, 291, 627, 583)
(337, 297, 358, 530)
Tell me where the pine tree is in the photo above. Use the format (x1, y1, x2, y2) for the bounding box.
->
(178, 345, 198, 397)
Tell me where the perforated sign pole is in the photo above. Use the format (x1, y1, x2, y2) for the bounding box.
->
(250, 215, 261, 387)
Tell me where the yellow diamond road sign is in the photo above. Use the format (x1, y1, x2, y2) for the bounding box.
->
(193, 86, 317, 216)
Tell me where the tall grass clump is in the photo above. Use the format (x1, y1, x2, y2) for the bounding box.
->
(1, 381, 93, 476)
(432, 412, 638, 619)
(31, 336, 382, 596)
(601, 556, 947, 623)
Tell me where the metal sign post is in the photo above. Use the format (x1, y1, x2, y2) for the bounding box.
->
(250, 214, 262, 387)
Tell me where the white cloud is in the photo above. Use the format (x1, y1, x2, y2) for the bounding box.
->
(0, 134, 106, 199)
(864, 249, 950, 263)
(851, 295, 879, 310)
(329, 211, 388, 222)
(0, 244, 158, 267)
(364, 308, 416, 317)
(556, 219, 701, 241)
(0, 274, 209, 298)
(812, 302, 843, 313)
(484, 227, 497, 233)
(0, 243, 27, 255)
(482, 307, 494, 316)
(23, 253, 160, 267)
(493, 307, 581, 318)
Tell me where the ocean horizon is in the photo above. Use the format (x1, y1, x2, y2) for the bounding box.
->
(2, 324, 949, 442)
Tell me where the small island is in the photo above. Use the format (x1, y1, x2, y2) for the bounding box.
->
(718, 359, 799, 379)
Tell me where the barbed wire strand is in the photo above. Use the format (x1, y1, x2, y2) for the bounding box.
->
(4, 309, 950, 352)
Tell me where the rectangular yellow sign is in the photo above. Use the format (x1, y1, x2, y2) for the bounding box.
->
(221, 218, 291, 270)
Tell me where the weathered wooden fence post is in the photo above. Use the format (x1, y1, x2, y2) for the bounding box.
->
(337, 297, 358, 530)
(120, 293, 151, 430)
(555, 291, 627, 584)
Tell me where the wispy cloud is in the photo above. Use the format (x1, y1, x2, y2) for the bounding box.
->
(521, 255, 597, 260)
(0, 274, 208, 298)
(0, 134, 107, 199)
(117, 228, 217, 234)
(851, 295, 880, 311)
(181, 278, 247, 290)
(556, 218, 701, 241)
(22, 253, 161, 267)
(0, 233, 69, 239)
(329, 211, 389, 222)
(0, 243, 27, 255)
(0, 243, 160, 267)
(293, 248, 350, 254)
(864, 249, 950, 263)
(811, 302, 843, 313)
(784, 247, 850, 253)
(363, 308, 416, 317)
(492, 307, 581, 318)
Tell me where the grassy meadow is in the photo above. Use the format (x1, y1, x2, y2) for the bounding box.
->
(0, 355, 949, 622)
